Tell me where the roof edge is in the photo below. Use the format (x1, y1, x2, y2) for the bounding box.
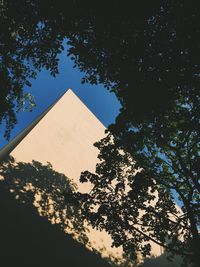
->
(0, 89, 69, 163)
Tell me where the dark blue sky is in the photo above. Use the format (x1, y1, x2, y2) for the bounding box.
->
(0, 48, 121, 149)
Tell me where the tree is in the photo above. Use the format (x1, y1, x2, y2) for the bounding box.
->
(78, 98, 199, 265)
(1, 0, 199, 135)
(0, 0, 159, 138)
(0, 0, 65, 138)
(0, 1, 199, 265)
(66, 1, 200, 265)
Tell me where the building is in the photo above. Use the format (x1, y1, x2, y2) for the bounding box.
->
(0, 89, 117, 267)
(0, 89, 180, 266)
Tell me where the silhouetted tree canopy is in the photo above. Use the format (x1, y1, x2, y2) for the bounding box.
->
(79, 115, 199, 265)
(0, 1, 199, 266)
(76, 1, 200, 262)
(1, 0, 160, 138)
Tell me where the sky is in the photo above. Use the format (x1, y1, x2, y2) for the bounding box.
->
(0, 48, 121, 150)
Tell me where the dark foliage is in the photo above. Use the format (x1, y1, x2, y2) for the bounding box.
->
(1, 0, 160, 138)
(0, 1, 199, 266)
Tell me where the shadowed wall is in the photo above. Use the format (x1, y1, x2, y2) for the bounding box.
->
(0, 185, 111, 267)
